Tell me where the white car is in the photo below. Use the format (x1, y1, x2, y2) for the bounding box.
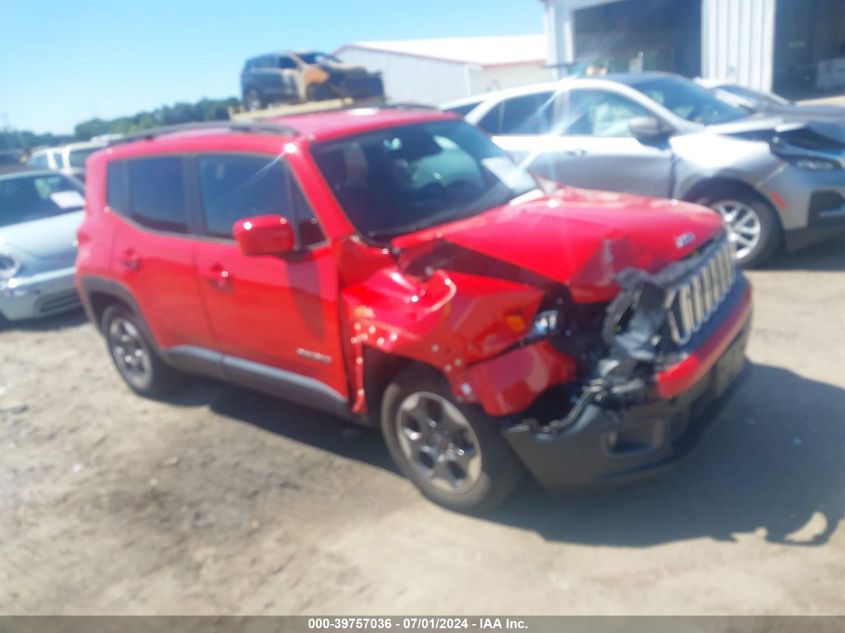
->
(28, 140, 106, 183)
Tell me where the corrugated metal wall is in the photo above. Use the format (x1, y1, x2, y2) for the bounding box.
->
(701, 0, 777, 90)
(336, 48, 472, 105)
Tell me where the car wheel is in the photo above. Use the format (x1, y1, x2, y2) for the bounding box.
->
(102, 304, 182, 398)
(701, 192, 781, 268)
(243, 89, 264, 112)
(381, 367, 523, 513)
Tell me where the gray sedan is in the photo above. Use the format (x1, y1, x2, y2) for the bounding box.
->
(0, 166, 84, 323)
(445, 73, 845, 267)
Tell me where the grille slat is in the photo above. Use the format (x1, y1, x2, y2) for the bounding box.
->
(666, 238, 737, 346)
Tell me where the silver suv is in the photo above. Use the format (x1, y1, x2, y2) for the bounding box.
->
(445, 73, 845, 267)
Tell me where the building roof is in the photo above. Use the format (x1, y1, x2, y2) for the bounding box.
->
(335, 35, 546, 68)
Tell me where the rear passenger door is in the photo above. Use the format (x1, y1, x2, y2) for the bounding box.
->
(108, 156, 213, 349)
(191, 153, 348, 398)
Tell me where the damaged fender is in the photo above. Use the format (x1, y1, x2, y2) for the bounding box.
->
(336, 236, 577, 416)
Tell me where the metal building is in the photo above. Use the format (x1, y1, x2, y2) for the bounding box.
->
(335, 36, 553, 105)
(542, 0, 845, 97)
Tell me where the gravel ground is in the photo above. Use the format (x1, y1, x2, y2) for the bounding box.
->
(1, 237, 844, 615)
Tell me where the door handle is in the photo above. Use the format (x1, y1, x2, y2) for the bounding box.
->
(118, 249, 141, 271)
(563, 148, 587, 157)
(204, 264, 232, 291)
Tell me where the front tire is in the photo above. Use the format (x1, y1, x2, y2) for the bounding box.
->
(700, 190, 781, 268)
(102, 304, 182, 398)
(381, 367, 523, 513)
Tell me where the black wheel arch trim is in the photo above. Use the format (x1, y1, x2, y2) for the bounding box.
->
(79, 275, 154, 337)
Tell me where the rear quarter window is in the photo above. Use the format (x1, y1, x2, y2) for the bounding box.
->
(106, 161, 128, 214)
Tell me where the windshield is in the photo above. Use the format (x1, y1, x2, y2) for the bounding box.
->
(720, 84, 790, 108)
(0, 173, 85, 227)
(299, 52, 341, 65)
(631, 76, 747, 125)
(311, 120, 539, 240)
(69, 146, 100, 169)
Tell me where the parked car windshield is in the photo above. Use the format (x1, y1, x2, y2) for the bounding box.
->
(312, 120, 540, 240)
(69, 146, 100, 169)
(0, 173, 85, 227)
(629, 76, 747, 125)
(718, 84, 790, 109)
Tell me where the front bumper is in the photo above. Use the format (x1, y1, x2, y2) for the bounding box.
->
(762, 164, 845, 250)
(0, 266, 81, 321)
(504, 279, 752, 489)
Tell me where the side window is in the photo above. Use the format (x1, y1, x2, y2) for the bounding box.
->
(278, 56, 297, 70)
(198, 154, 325, 244)
(106, 161, 128, 214)
(477, 103, 503, 135)
(560, 90, 651, 138)
(128, 157, 188, 233)
(28, 153, 49, 168)
(500, 92, 555, 135)
(51, 151, 65, 168)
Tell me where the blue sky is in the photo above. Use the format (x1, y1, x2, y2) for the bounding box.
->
(0, 0, 543, 135)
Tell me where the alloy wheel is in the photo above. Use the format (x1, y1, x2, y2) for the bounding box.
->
(710, 199, 762, 261)
(395, 392, 482, 493)
(108, 317, 152, 388)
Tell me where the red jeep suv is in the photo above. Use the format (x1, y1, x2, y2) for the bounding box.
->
(76, 108, 752, 511)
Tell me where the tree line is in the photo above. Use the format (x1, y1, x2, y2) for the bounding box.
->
(1, 96, 239, 151)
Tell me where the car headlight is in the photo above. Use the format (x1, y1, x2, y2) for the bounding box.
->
(0, 252, 21, 279)
(530, 310, 561, 338)
(787, 156, 841, 171)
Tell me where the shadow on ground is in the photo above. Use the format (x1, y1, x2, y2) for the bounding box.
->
(0, 307, 88, 332)
(764, 233, 845, 272)
(173, 361, 844, 549)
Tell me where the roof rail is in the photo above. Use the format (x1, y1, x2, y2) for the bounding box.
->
(106, 120, 299, 146)
(229, 97, 437, 122)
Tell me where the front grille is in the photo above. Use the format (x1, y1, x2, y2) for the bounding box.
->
(665, 238, 737, 346)
(36, 290, 81, 316)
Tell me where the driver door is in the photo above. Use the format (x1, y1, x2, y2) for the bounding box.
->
(191, 153, 347, 397)
(525, 88, 674, 198)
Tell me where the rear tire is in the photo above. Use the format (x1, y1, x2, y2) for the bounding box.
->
(698, 189, 781, 268)
(381, 366, 523, 513)
(102, 304, 182, 398)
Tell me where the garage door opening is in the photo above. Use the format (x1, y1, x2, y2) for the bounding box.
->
(572, 0, 702, 77)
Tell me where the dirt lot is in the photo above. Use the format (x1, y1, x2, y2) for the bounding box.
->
(1, 237, 844, 616)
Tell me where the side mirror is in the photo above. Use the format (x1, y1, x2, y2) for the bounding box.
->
(629, 116, 673, 144)
(233, 215, 296, 256)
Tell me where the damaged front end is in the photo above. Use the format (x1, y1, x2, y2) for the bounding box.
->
(504, 235, 752, 488)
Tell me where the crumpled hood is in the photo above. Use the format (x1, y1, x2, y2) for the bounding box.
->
(710, 116, 845, 146)
(0, 211, 83, 263)
(393, 188, 724, 302)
